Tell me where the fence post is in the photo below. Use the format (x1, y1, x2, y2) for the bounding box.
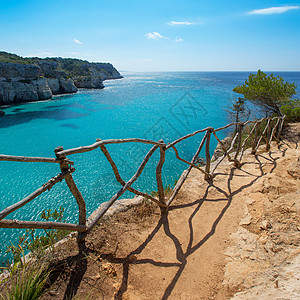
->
(156, 140, 166, 211)
(204, 128, 212, 180)
(265, 119, 271, 151)
(54, 146, 87, 252)
(277, 117, 285, 141)
(251, 122, 259, 154)
(234, 123, 243, 167)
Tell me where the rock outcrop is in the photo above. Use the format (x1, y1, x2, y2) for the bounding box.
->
(73, 63, 122, 89)
(0, 63, 53, 104)
(0, 62, 78, 105)
(38, 61, 78, 95)
(0, 62, 40, 79)
(212, 136, 232, 161)
(73, 76, 104, 89)
(0, 52, 122, 105)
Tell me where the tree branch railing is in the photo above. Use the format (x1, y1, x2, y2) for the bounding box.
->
(0, 116, 285, 251)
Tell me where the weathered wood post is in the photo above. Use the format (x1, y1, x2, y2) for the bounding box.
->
(54, 146, 87, 252)
(204, 128, 212, 180)
(251, 122, 259, 154)
(265, 119, 271, 151)
(268, 118, 281, 146)
(277, 117, 285, 141)
(234, 123, 243, 167)
(156, 140, 167, 212)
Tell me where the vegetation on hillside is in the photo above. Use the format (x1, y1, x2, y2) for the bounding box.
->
(233, 70, 300, 121)
(0, 51, 119, 79)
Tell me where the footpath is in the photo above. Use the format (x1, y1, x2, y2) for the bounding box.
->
(41, 123, 300, 300)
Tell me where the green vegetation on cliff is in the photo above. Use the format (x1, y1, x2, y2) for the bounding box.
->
(0, 51, 122, 80)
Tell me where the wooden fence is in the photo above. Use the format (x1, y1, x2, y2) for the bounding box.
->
(0, 116, 285, 250)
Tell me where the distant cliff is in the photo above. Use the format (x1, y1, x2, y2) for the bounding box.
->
(0, 52, 122, 105)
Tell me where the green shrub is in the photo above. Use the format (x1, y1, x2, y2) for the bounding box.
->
(281, 99, 300, 122)
(233, 70, 297, 116)
(5, 207, 69, 264)
(1, 266, 50, 300)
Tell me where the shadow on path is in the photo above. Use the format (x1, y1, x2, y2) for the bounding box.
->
(105, 152, 281, 299)
(46, 150, 281, 299)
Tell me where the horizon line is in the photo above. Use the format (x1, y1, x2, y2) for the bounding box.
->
(119, 70, 300, 73)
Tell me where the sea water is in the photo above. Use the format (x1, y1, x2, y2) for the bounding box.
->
(0, 71, 299, 263)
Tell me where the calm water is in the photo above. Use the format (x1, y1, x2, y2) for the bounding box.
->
(1, 71, 299, 263)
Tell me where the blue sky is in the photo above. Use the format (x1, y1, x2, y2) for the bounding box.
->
(0, 0, 300, 71)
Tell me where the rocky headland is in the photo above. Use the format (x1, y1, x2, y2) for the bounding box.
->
(0, 51, 122, 106)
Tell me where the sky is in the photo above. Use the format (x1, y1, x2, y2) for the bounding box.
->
(0, 0, 300, 71)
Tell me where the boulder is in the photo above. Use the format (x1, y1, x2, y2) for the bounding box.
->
(46, 78, 61, 95)
(46, 78, 78, 95)
(287, 157, 300, 180)
(59, 78, 78, 93)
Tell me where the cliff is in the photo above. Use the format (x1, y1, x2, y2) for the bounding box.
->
(0, 52, 122, 105)
(0, 62, 77, 104)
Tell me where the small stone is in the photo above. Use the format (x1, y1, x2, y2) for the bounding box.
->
(287, 157, 300, 180)
(260, 220, 272, 230)
(101, 262, 117, 276)
(239, 213, 253, 225)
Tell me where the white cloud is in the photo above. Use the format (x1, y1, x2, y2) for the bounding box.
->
(174, 37, 183, 42)
(168, 21, 193, 26)
(145, 32, 165, 40)
(248, 6, 299, 15)
(73, 38, 83, 44)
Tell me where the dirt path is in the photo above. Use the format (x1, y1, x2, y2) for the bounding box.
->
(41, 124, 299, 300)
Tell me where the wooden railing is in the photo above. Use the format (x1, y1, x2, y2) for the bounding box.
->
(0, 116, 285, 250)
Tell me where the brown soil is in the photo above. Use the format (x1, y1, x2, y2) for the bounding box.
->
(3, 124, 299, 300)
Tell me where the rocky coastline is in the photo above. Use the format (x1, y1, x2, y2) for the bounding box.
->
(0, 52, 122, 106)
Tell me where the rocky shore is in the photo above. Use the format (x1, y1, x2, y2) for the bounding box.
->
(0, 52, 122, 105)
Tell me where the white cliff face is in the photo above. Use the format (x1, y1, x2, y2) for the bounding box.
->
(0, 62, 77, 105)
(0, 58, 122, 105)
(47, 78, 78, 95)
(32, 78, 53, 100)
(0, 78, 52, 104)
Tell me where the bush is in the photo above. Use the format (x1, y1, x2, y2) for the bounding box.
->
(233, 70, 297, 116)
(281, 99, 300, 122)
(5, 207, 69, 264)
(1, 266, 50, 300)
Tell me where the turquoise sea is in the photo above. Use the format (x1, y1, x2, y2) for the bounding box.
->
(1, 71, 300, 263)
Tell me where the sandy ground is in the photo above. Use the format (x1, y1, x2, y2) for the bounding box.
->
(10, 123, 299, 300)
